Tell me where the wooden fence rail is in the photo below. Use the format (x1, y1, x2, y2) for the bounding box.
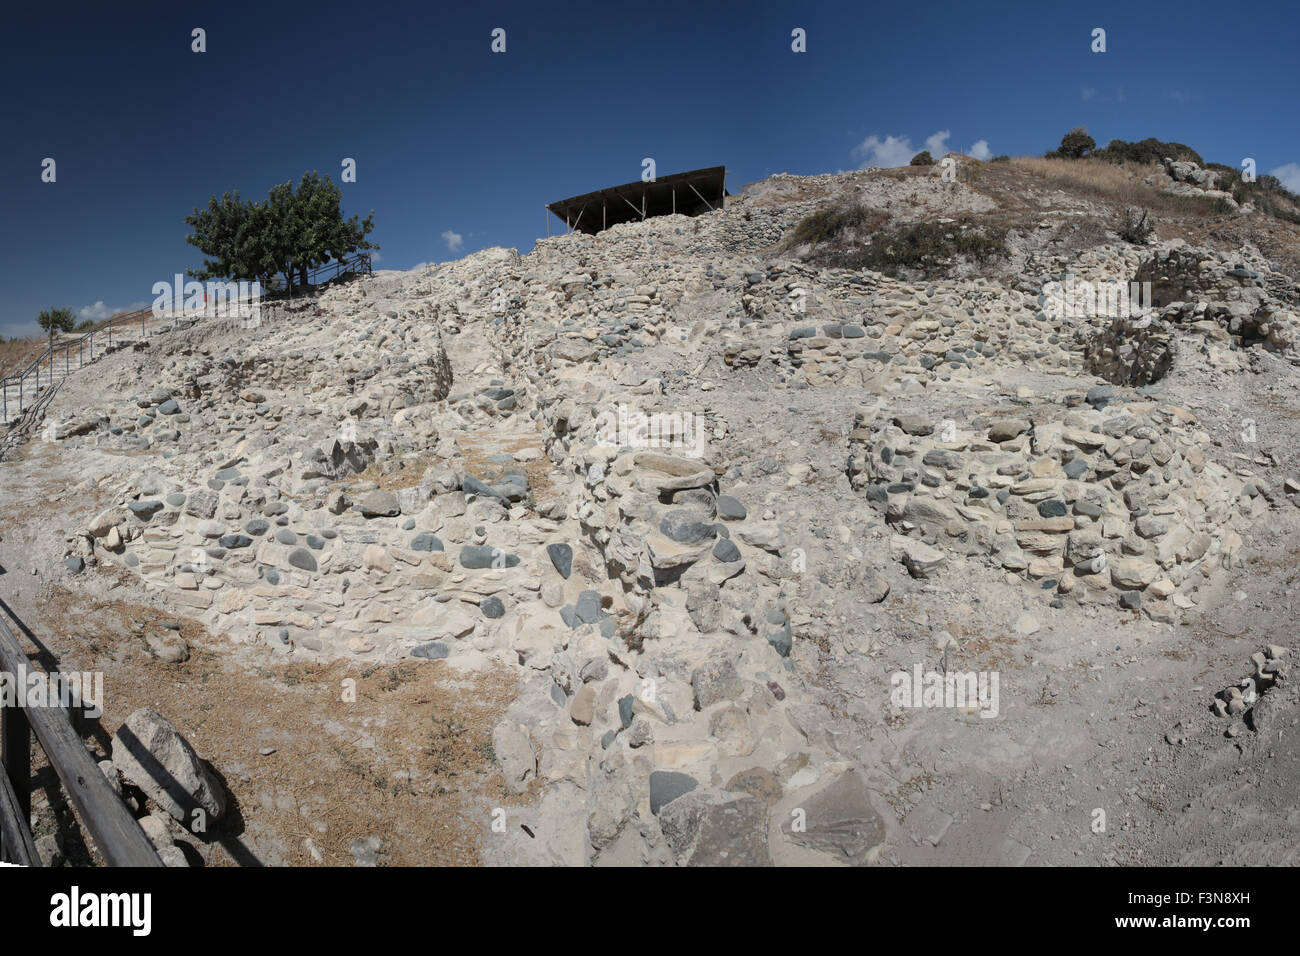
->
(0, 615, 162, 866)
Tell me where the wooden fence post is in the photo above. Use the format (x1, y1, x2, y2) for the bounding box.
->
(1, 699, 31, 824)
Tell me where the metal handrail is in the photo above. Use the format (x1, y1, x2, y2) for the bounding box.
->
(281, 250, 373, 300)
(1, 306, 154, 423)
(3, 252, 373, 423)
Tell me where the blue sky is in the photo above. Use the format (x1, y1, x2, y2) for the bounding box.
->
(2, 0, 1298, 337)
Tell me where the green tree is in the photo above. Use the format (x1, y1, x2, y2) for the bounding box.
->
(279, 171, 377, 289)
(36, 307, 76, 346)
(910, 151, 935, 166)
(184, 173, 378, 293)
(1056, 127, 1096, 159)
(185, 191, 257, 283)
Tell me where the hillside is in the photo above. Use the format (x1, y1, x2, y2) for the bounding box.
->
(3, 153, 1300, 867)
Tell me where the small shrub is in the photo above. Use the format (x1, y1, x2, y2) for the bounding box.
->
(989, 155, 1011, 163)
(1096, 137, 1203, 166)
(832, 220, 1007, 278)
(787, 203, 888, 248)
(1117, 207, 1155, 243)
(909, 151, 934, 166)
(1201, 166, 1300, 223)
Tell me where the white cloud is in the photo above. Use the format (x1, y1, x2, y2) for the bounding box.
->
(1081, 87, 1097, 101)
(369, 251, 381, 264)
(412, 261, 432, 271)
(441, 230, 464, 252)
(923, 130, 951, 157)
(78, 301, 113, 321)
(852, 134, 921, 169)
(75, 300, 148, 322)
(1270, 163, 1300, 194)
(852, 129, 983, 168)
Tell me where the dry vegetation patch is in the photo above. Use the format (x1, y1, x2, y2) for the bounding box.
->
(13, 591, 520, 867)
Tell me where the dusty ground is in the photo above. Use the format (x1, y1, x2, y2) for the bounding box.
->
(715, 345, 1300, 866)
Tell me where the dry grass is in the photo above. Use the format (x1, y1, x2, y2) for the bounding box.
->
(0, 336, 47, 378)
(1008, 156, 1235, 220)
(18, 591, 522, 867)
(459, 430, 559, 505)
(1010, 156, 1149, 196)
(351, 453, 437, 490)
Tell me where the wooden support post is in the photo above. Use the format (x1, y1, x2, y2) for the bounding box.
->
(688, 182, 716, 212)
(1, 697, 30, 826)
(0, 737, 39, 865)
(0, 619, 162, 867)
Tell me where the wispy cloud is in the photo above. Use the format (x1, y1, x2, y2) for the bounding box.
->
(852, 129, 991, 168)
(441, 230, 463, 252)
(1271, 162, 1300, 194)
(78, 301, 114, 321)
(1081, 87, 1097, 101)
(923, 131, 953, 159)
(853, 134, 921, 168)
(78, 300, 149, 321)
